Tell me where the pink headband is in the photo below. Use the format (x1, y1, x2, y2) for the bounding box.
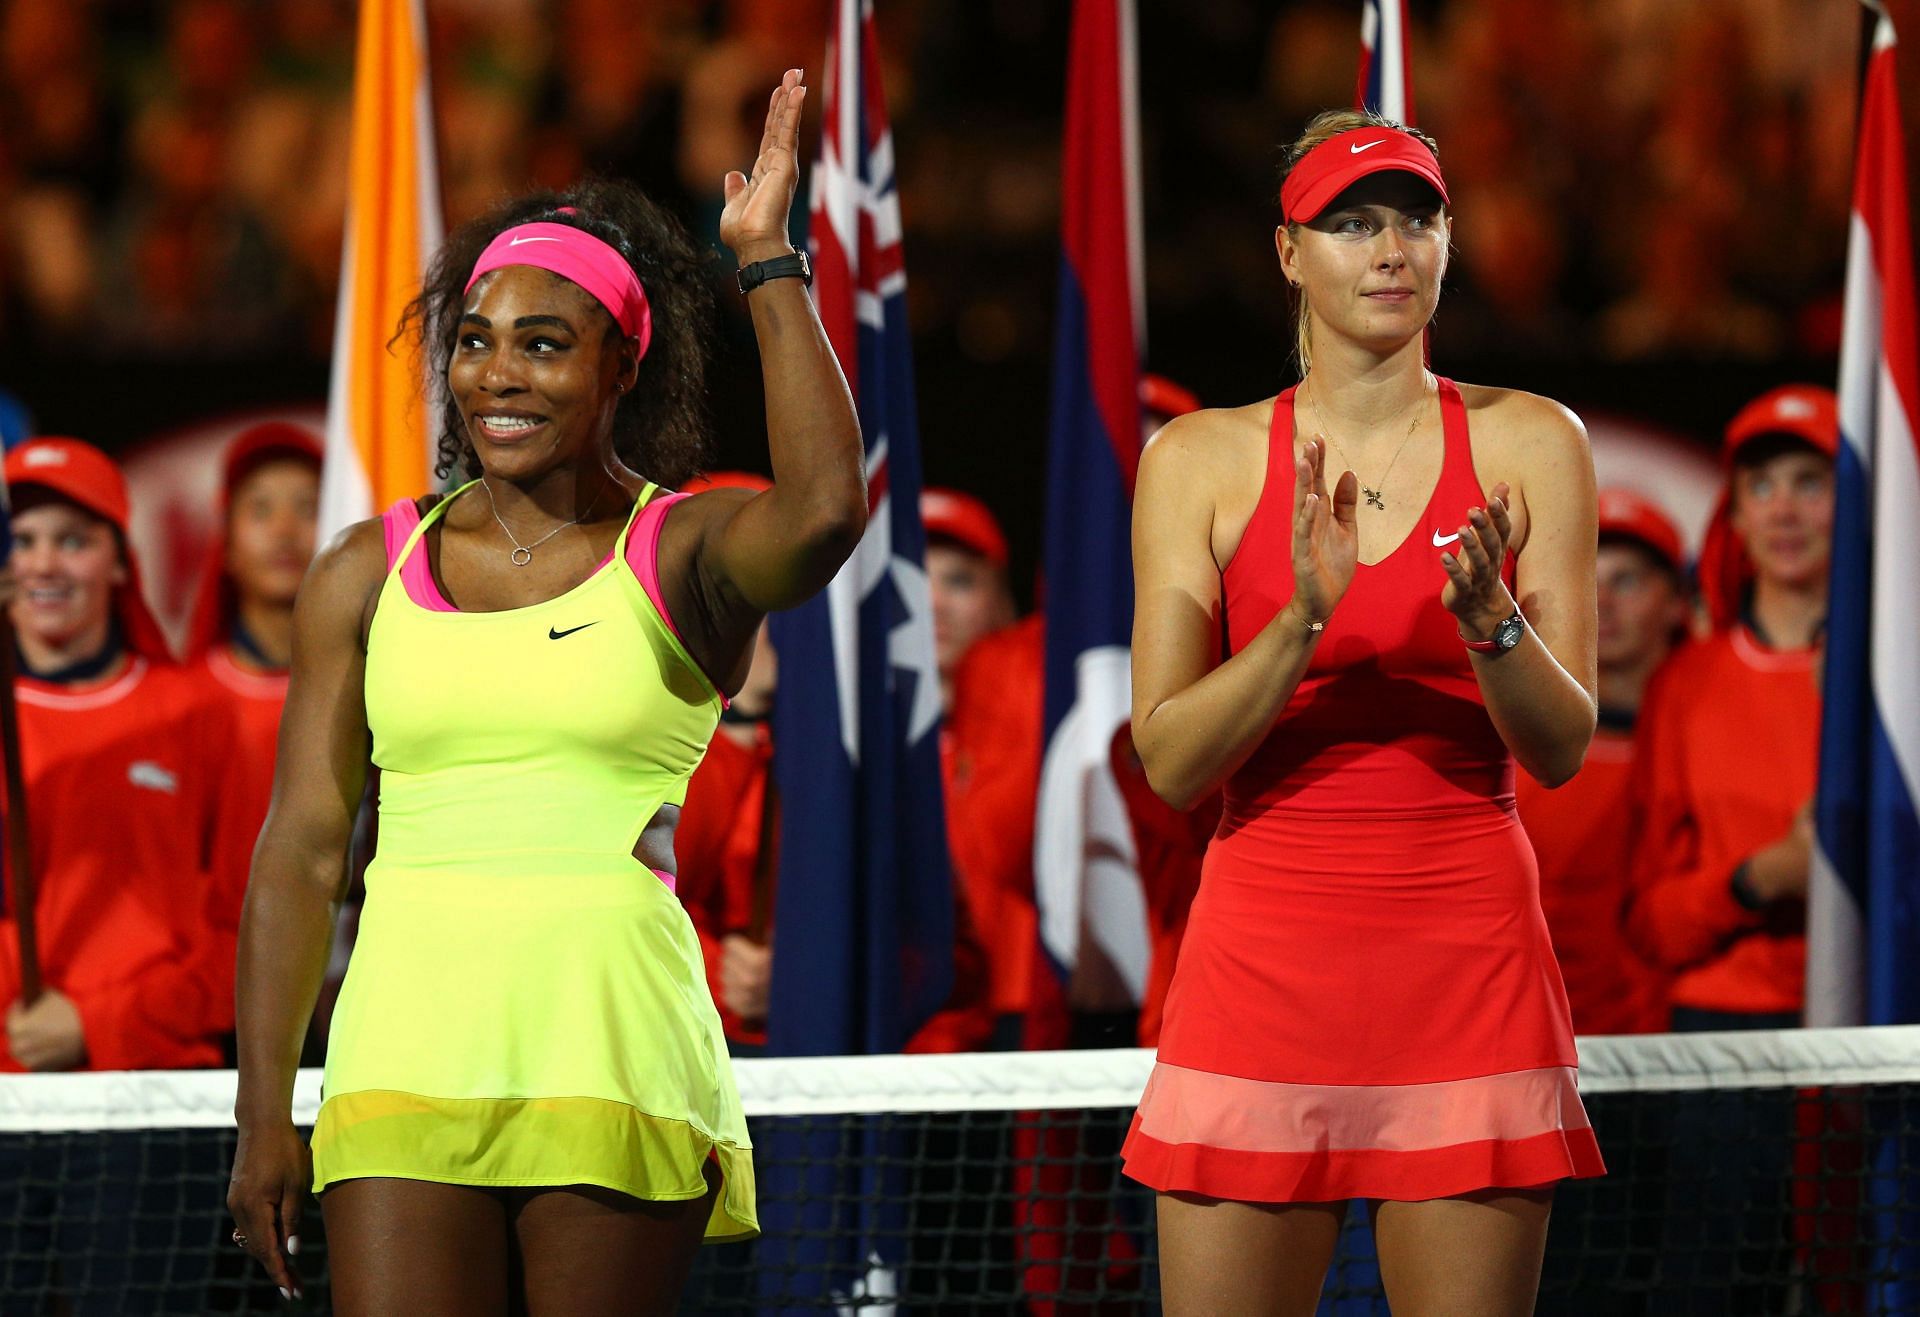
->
(465, 221, 653, 360)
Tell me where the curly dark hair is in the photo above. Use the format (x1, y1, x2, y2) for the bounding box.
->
(400, 178, 716, 487)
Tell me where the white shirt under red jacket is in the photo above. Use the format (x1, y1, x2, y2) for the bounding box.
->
(0, 657, 246, 1070)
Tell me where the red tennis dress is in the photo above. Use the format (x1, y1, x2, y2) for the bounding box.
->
(1122, 380, 1606, 1203)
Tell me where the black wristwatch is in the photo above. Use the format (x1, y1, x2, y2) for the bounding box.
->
(1462, 610, 1526, 657)
(736, 250, 813, 295)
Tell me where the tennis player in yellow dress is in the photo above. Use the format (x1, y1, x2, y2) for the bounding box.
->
(229, 71, 862, 1313)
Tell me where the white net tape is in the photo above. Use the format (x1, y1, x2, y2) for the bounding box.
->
(0, 1025, 1915, 1133)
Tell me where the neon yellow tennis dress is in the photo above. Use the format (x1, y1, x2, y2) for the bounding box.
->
(310, 481, 756, 1241)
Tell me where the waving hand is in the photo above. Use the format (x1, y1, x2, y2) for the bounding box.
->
(720, 69, 806, 261)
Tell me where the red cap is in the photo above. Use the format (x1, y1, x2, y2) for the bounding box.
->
(1140, 374, 1202, 421)
(4, 437, 173, 662)
(1280, 127, 1450, 224)
(185, 422, 324, 660)
(921, 488, 1008, 570)
(684, 469, 773, 496)
(1698, 384, 1839, 631)
(6, 436, 130, 531)
(1721, 384, 1839, 461)
(1595, 487, 1685, 573)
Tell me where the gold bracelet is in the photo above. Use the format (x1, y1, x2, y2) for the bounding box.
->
(1288, 603, 1326, 635)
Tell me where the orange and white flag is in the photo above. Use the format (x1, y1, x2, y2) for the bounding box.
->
(318, 0, 444, 539)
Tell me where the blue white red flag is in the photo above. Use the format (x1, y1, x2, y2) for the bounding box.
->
(1036, 0, 1150, 1001)
(1356, 0, 1415, 123)
(1808, 9, 1920, 1307)
(1809, 9, 1920, 1036)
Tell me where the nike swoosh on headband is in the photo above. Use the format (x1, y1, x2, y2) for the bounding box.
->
(1350, 139, 1388, 154)
(1432, 530, 1462, 547)
(509, 235, 563, 245)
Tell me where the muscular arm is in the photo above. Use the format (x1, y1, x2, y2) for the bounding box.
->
(1450, 396, 1598, 787)
(233, 521, 382, 1125)
(1130, 415, 1354, 811)
(659, 73, 866, 692)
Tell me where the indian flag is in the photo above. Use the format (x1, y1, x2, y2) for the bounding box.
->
(318, 0, 444, 539)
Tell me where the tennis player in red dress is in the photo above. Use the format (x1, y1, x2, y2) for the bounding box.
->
(1121, 109, 1604, 1314)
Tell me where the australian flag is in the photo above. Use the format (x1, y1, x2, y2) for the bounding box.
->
(760, 0, 952, 1306)
(1808, 11, 1920, 1310)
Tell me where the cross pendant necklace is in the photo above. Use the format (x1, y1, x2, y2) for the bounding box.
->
(1305, 381, 1430, 512)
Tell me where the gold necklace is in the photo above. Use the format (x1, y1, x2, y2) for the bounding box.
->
(1304, 381, 1431, 511)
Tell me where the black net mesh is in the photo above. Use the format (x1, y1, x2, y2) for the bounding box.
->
(0, 1070, 1915, 1313)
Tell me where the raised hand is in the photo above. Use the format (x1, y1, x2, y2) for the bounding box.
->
(1440, 481, 1516, 635)
(1288, 438, 1360, 626)
(719, 69, 806, 263)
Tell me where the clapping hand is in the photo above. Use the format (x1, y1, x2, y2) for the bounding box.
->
(1440, 482, 1517, 637)
(1288, 438, 1360, 626)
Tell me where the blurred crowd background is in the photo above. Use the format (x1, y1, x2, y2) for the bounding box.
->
(0, 0, 1902, 604)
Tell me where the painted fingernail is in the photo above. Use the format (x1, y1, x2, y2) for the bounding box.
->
(287, 1235, 300, 1256)
(279, 1288, 292, 1301)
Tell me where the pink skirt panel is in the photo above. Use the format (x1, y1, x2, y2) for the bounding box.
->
(1123, 1117, 1604, 1204)
(1122, 1060, 1605, 1203)
(1134, 1060, 1589, 1154)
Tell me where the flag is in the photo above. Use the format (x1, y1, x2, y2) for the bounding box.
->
(1357, 0, 1415, 122)
(765, 0, 951, 1064)
(759, 2, 952, 1305)
(318, 0, 444, 539)
(1808, 8, 1920, 1309)
(1809, 9, 1920, 1038)
(1035, 0, 1150, 1016)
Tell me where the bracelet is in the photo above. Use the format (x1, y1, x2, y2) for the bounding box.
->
(1287, 604, 1326, 635)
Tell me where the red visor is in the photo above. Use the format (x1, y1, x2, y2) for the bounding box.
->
(1281, 127, 1449, 224)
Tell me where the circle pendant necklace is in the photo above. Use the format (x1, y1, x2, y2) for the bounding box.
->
(480, 479, 603, 566)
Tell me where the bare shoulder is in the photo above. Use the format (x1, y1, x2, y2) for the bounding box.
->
(1455, 382, 1590, 469)
(1138, 399, 1271, 498)
(298, 516, 389, 640)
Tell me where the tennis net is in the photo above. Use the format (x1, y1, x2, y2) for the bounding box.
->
(0, 1026, 1914, 1313)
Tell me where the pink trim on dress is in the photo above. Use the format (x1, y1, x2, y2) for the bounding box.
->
(627, 492, 692, 643)
(1123, 1060, 1604, 1202)
(1133, 1061, 1590, 1155)
(383, 499, 459, 613)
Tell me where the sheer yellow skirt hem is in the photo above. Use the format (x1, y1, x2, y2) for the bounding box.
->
(310, 1088, 758, 1243)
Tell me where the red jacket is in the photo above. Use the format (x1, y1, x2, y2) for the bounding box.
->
(1515, 725, 1669, 1034)
(183, 646, 291, 1035)
(675, 726, 774, 1047)
(942, 616, 1045, 1020)
(1624, 627, 1820, 1016)
(0, 660, 243, 1069)
(675, 722, 995, 1052)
